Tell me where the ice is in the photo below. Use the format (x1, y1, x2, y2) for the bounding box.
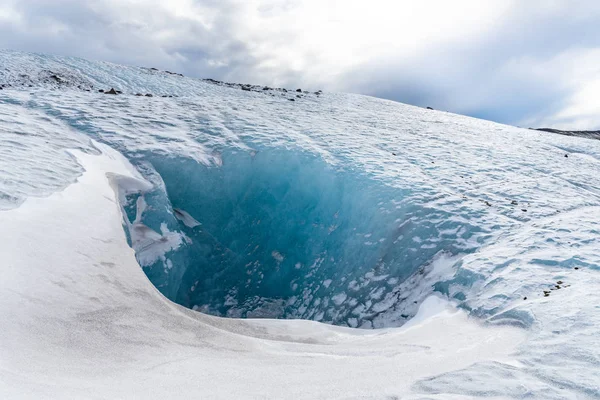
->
(0, 143, 526, 399)
(121, 149, 476, 325)
(173, 208, 202, 228)
(1, 50, 600, 398)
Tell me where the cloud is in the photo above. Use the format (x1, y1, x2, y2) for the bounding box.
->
(0, 0, 598, 129)
(0, 0, 254, 76)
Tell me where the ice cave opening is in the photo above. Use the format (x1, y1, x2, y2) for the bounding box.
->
(119, 148, 477, 328)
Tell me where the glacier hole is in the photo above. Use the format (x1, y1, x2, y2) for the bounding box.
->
(120, 149, 476, 328)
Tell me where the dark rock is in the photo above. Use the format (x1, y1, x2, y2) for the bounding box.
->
(263, 87, 270, 90)
(511, 200, 518, 205)
(150, 67, 158, 71)
(484, 201, 492, 207)
(565, 154, 569, 158)
(145, 93, 153, 97)
(98, 89, 104, 93)
(574, 267, 579, 270)
(115, 90, 122, 94)
(557, 280, 563, 285)
(296, 94, 301, 98)
(523, 297, 528, 300)
(392, 153, 396, 156)
(426, 106, 434, 110)
(283, 89, 288, 92)
(522, 209, 527, 212)
(161, 95, 168, 97)
(135, 93, 143, 96)
(241, 86, 251, 91)
(296, 88, 302, 93)
(288, 98, 295, 101)
(105, 88, 118, 95)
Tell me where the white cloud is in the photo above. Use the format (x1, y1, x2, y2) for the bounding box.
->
(519, 48, 600, 130)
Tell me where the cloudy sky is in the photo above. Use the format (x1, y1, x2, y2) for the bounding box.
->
(1, 0, 599, 129)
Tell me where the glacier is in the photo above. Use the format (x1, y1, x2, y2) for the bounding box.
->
(1, 50, 599, 398)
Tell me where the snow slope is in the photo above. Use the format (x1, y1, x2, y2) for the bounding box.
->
(1, 50, 599, 398)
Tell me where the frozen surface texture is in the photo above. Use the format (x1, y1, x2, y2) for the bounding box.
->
(1, 50, 599, 398)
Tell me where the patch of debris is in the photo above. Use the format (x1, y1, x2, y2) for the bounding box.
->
(143, 67, 184, 77)
(201, 78, 322, 102)
(541, 279, 572, 298)
(534, 128, 600, 141)
(98, 91, 173, 98)
(0, 68, 95, 91)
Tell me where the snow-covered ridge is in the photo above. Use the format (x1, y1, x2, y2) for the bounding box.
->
(535, 127, 600, 141)
(0, 49, 320, 101)
(1, 50, 600, 397)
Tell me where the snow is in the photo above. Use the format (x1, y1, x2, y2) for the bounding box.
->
(0, 144, 524, 399)
(1, 50, 600, 398)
